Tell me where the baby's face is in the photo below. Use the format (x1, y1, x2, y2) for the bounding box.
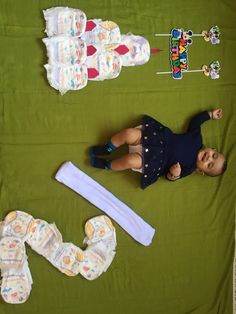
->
(196, 148, 225, 176)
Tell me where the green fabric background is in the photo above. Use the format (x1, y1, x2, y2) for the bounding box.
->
(0, 0, 235, 313)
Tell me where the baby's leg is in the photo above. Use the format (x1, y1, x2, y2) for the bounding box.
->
(111, 153, 142, 171)
(91, 128, 142, 156)
(111, 128, 142, 147)
(91, 153, 142, 170)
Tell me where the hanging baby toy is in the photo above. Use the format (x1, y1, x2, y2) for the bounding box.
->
(155, 26, 221, 79)
(42, 7, 152, 94)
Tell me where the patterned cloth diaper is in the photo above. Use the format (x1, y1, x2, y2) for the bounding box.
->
(44, 63, 88, 94)
(26, 219, 63, 259)
(0, 237, 26, 271)
(79, 215, 116, 280)
(25, 215, 116, 280)
(43, 7, 87, 37)
(0, 211, 34, 241)
(84, 215, 116, 246)
(1, 260, 32, 304)
(85, 51, 122, 80)
(49, 242, 84, 276)
(81, 19, 121, 46)
(79, 241, 116, 280)
(119, 34, 150, 66)
(0, 211, 117, 303)
(42, 7, 151, 93)
(43, 36, 87, 66)
(45, 216, 116, 279)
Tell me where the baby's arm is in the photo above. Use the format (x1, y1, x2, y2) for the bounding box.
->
(208, 108, 223, 119)
(166, 162, 181, 181)
(187, 108, 223, 132)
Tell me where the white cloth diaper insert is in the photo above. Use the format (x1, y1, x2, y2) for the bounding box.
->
(55, 161, 155, 246)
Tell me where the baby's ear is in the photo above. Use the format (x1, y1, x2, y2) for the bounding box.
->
(196, 168, 205, 176)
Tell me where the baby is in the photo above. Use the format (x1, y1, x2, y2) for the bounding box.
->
(90, 109, 227, 189)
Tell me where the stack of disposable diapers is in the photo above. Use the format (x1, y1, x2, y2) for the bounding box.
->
(42, 7, 150, 94)
(0, 211, 116, 304)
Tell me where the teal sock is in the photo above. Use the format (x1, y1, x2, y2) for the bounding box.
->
(107, 140, 117, 153)
(90, 140, 117, 156)
(90, 157, 112, 170)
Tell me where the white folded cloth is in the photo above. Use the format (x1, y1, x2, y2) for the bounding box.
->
(55, 161, 155, 246)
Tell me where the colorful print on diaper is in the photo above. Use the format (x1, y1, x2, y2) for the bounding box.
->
(0, 237, 26, 269)
(27, 220, 62, 258)
(1, 211, 34, 241)
(50, 243, 84, 276)
(1, 273, 31, 304)
(58, 10, 86, 37)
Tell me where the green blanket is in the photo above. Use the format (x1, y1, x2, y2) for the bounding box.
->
(0, 0, 235, 313)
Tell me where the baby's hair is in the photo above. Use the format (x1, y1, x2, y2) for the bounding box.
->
(221, 159, 227, 174)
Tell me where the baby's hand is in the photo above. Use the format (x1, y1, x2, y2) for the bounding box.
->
(169, 162, 181, 177)
(210, 108, 223, 119)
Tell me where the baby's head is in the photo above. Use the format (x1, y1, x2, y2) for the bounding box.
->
(196, 147, 227, 177)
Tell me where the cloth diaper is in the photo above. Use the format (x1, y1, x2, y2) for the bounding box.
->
(84, 215, 116, 247)
(44, 63, 88, 94)
(43, 36, 87, 66)
(46, 215, 116, 279)
(0, 233, 32, 304)
(79, 215, 116, 280)
(1, 260, 32, 304)
(85, 51, 121, 80)
(49, 242, 84, 276)
(42, 7, 151, 93)
(79, 240, 116, 280)
(119, 34, 150, 66)
(81, 19, 121, 46)
(26, 219, 84, 277)
(0, 211, 34, 241)
(0, 211, 117, 303)
(0, 237, 26, 271)
(25, 216, 116, 279)
(43, 7, 87, 37)
(26, 219, 63, 259)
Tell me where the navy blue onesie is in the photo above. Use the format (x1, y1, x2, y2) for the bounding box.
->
(140, 111, 210, 189)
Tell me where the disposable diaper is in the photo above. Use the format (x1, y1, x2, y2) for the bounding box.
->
(43, 7, 87, 37)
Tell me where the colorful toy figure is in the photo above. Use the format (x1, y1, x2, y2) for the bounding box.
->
(202, 60, 221, 79)
(202, 26, 220, 44)
(171, 28, 193, 45)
